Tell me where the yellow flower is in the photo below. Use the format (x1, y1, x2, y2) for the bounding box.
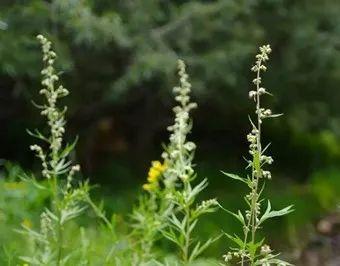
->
(148, 168, 160, 182)
(152, 160, 167, 172)
(143, 160, 168, 191)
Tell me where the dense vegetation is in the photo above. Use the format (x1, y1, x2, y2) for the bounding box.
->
(1, 1, 340, 265)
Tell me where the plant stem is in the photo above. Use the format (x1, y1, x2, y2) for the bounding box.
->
(52, 174, 62, 266)
(56, 216, 62, 266)
(241, 57, 263, 266)
(182, 184, 191, 264)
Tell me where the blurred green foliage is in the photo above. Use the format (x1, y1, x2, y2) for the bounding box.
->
(2, 0, 340, 181)
(0, 162, 48, 264)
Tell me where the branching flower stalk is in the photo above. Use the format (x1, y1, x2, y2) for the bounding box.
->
(19, 35, 91, 266)
(130, 60, 218, 265)
(222, 45, 293, 266)
(161, 60, 219, 264)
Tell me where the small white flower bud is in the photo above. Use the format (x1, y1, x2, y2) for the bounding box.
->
(249, 90, 257, 98)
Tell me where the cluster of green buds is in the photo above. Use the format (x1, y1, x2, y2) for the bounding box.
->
(66, 164, 81, 190)
(194, 198, 219, 217)
(247, 45, 276, 180)
(36, 35, 69, 163)
(162, 59, 197, 185)
(30, 144, 48, 178)
(249, 45, 273, 122)
(223, 244, 273, 264)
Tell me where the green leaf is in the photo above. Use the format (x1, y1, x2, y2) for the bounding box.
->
(267, 113, 283, 118)
(189, 219, 198, 234)
(190, 178, 208, 199)
(224, 233, 244, 248)
(59, 136, 79, 158)
(221, 171, 248, 185)
(161, 228, 181, 247)
(258, 200, 294, 225)
(262, 142, 271, 153)
(189, 234, 221, 262)
(218, 203, 246, 226)
(19, 172, 48, 190)
(27, 129, 49, 142)
(247, 239, 264, 258)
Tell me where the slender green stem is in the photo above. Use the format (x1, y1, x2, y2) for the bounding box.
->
(56, 216, 62, 266)
(51, 174, 62, 266)
(241, 57, 263, 266)
(182, 183, 191, 264)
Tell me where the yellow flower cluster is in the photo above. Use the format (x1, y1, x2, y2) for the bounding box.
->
(142, 161, 167, 192)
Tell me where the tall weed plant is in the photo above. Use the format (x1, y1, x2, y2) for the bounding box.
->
(130, 60, 218, 265)
(159, 60, 219, 264)
(221, 45, 293, 265)
(19, 35, 108, 266)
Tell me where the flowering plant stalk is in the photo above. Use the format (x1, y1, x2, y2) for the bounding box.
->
(161, 60, 219, 264)
(222, 45, 293, 266)
(19, 35, 92, 266)
(130, 60, 218, 265)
